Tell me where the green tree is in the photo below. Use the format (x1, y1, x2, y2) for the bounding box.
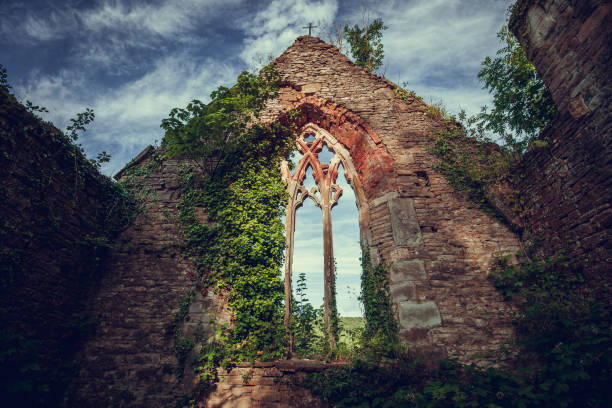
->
(471, 26, 557, 152)
(343, 16, 387, 72)
(160, 66, 281, 175)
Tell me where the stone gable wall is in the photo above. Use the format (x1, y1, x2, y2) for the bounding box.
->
(267, 37, 521, 359)
(510, 0, 611, 276)
(65, 38, 523, 406)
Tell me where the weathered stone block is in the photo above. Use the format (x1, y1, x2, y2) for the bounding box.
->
(388, 197, 423, 246)
(302, 83, 321, 94)
(398, 301, 442, 330)
(390, 281, 416, 302)
(390, 259, 426, 282)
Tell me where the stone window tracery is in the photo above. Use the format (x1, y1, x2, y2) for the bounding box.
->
(281, 123, 365, 350)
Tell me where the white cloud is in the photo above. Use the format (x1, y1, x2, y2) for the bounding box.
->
(239, 0, 339, 68)
(3, 0, 245, 73)
(359, 0, 512, 116)
(80, 0, 237, 37)
(22, 13, 70, 41)
(15, 53, 239, 176)
(4, 0, 241, 44)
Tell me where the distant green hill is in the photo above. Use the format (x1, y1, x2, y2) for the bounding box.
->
(339, 316, 365, 332)
(337, 316, 365, 346)
(311, 316, 365, 343)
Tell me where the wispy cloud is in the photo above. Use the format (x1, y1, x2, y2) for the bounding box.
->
(239, 0, 339, 68)
(2, 0, 244, 74)
(345, 0, 512, 116)
(15, 53, 239, 176)
(81, 0, 244, 37)
(3, 0, 240, 43)
(21, 12, 76, 42)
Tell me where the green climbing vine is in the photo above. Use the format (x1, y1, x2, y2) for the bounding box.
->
(489, 247, 611, 408)
(427, 121, 518, 226)
(177, 161, 289, 361)
(161, 66, 297, 393)
(359, 248, 399, 357)
(115, 149, 163, 215)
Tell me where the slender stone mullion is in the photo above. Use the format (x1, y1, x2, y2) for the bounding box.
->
(283, 201, 296, 352)
(321, 194, 336, 349)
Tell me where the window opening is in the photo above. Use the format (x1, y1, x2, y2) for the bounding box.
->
(332, 163, 362, 318)
(318, 144, 334, 165)
(303, 165, 320, 203)
(303, 133, 316, 142)
(292, 198, 324, 310)
(281, 124, 367, 353)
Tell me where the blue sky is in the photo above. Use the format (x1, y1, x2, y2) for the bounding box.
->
(1, 0, 513, 316)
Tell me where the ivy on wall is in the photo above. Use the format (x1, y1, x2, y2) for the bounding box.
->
(300, 245, 611, 408)
(490, 248, 611, 408)
(160, 66, 297, 391)
(427, 121, 519, 227)
(359, 249, 399, 356)
(177, 161, 289, 362)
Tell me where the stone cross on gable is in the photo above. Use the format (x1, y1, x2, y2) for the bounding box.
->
(302, 22, 318, 36)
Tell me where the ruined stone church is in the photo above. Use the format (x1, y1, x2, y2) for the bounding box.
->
(0, 0, 609, 407)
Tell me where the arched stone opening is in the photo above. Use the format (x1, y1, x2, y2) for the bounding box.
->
(275, 96, 398, 202)
(282, 123, 365, 349)
(279, 104, 395, 349)
(272, 96, 399, 352)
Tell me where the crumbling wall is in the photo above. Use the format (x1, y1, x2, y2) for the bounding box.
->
(267, 37, 521, 360)
(205, 360, 327, 408)
(510, 0, 611, 276)
(65, 149, 325, 408)
(64, 151, 228, 407)
(0, 88, 131, 406)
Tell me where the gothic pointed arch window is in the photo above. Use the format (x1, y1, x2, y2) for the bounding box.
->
(281, 123, 366, 350)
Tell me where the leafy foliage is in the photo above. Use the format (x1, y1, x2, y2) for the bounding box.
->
(471, 26, 557, 152)
(291, 273, 320, 357)
(161, 67, 296, 392)
(393, 82, 423, 102)
(178, 162, 289, 363)
(301, 357, 533, 408)
(161, 66, 282, 175)
(490, 250, 612, 408)
(343, 18, 387, 72)
(66, 108, 95, 142)
(359, 249, 399, 356)
(302, 248, 611, 408)
(428, 123, 516, 224)
(24, 100, 49, 115)
(289, 275, 365, 361)
(0, 64, 10, 89)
